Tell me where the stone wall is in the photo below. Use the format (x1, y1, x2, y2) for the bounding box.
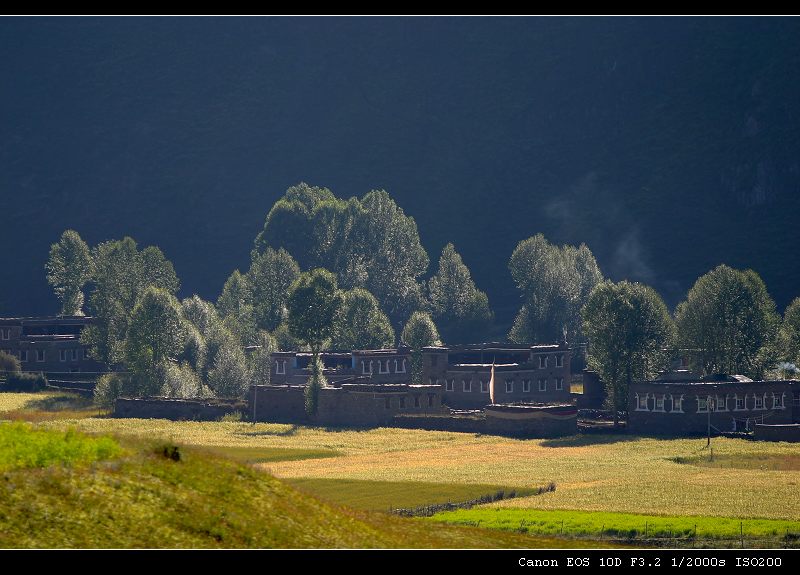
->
(754, 424, 800, 442)
(250, 383, 442, 427)
(114, 398, 246, 421)
(484, 404, 577, 438)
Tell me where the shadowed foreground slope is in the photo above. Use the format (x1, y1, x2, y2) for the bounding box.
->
(0, 437, 589, 548)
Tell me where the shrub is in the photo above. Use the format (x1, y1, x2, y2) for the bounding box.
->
(3, 372, 47, 392)
(0, 351, 21, 374)
(94, 372, 131, 408)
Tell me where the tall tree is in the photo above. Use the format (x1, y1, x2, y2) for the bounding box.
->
(217, 269, 257, 345)
(124, 287, 187, 397)
(509, 234, 603, 344)
(82, 237, 179, 366)
(46, 230, 93, 316)
(675, 265, 779, 379)
(401, 311, 441, 384)
(582, 280, 675, 424)
(331, 288, 395, 350)
(247, 247, 301, 332)
(286, 269, 343, 414)
(428, 243, 493, 343)
(254, 184, 429, 329)
(778, 297, 800, 368)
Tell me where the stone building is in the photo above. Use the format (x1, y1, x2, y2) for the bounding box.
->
(628, 373, 800, 436)
(0, 316, 106, 374)
(268, 342, 572, 409)
(250, 381, 442, 427)
(427, 343, 572, 409)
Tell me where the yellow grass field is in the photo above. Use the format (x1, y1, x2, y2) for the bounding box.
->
(33, 416, 800, 522)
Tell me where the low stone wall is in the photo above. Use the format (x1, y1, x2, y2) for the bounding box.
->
(754, 423, 800, 442)
(114, 398, 246, 421)
(484, 404, 577, 438)
(391, 413, 485, 434)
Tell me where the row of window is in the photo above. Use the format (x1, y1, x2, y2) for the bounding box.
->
(384, 394, 436, 409)
(442, 378, 565, 393)
(362, 359, 407, 375)
(536, 354, 565, 369)
(429, 353, 565, 369)
(0, 348, 90, 363)
(635, 392, 786, 413)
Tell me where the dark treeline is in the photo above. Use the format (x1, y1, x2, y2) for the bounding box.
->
(39, 184, 800, 409)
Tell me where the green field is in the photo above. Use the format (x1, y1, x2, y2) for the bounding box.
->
(286, 478, 540, 511)
(0, 421, 120, 471)
(429, 508, 800, 542)
(3, 392, 800, 547)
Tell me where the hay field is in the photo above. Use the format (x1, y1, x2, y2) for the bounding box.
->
(42, 417, 800, 521)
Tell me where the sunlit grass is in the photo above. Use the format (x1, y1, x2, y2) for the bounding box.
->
(0, 392, 108, 422)
(0, 421, 121, 471)
(428, 508, 800, 541)
(38, 415, 800, 521)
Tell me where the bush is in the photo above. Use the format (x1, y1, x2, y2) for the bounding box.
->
(0, 351, 21, 374)
(3, 372, 47, 392)
(94, 372, 131, 408)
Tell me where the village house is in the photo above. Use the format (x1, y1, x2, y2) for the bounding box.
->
(628, 372, 800, 435)
(0, 316, 106, 374)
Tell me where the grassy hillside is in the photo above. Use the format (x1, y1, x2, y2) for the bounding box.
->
(0, 427, 589, 548)
(40, 417, 800, 521)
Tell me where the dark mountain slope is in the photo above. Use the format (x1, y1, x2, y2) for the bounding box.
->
(2, 18, 799, 329)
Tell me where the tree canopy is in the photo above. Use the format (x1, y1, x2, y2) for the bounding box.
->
(82, 237, 179, 366)
(675, 264, 779, 379)
(778, 297, 800, 368)
(509, 234, 602, 345)
(254, 183, 428, 328)
(401, 311, 441, 350)
(582, 280, 675, 421)
(428, 243, 493, 343)
(287, 268, 343, 354)
(331, 288, 395, 350)
(46, 230, 93, 316)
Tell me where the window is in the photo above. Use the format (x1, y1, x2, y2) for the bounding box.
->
(522, 379, 531, 393)
(395, 358, 406, 373)
(794, 392, 800, 409)
(1, 328, 8, 340)
(60, 349, 68, 362)
(538, 355, 548, 369)
(754, 394, 764, 410)
(716, 395, 727, 412)
(19, 350, 28, 363)
(36, 349, 45, 362)
(555, 378, 564, 391)
(71, 349, 79, 361)
(555, 354, 564, 368)
(414, 395, 421, 407)
(773, 393, 785, 409)
(429, 378, 438, 386)
(463, 380, 472, 392)
(445, 379, 454, 392)
(480, 380, 488, 393)
(276, 360, 286, 375)
(83, 348, 90, 361)
(636, 393, 649, 411)
(399, 397, 406, 409)
(428, 394, 435, 407)
(735, 395, 746, 411)
(384, 397, 391, 409)
(505, 380, 513, 393)
(670, 394, 684, 413)
(697, 396, 708, 412)
(538, 378, 547, 392)
(654, 395, 665, 412)
(378, 359, 388, 374)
